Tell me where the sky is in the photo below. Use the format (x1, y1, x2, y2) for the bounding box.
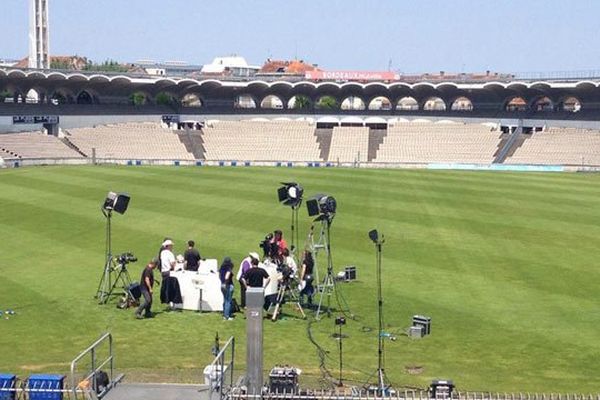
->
(1, 0, 599, 74)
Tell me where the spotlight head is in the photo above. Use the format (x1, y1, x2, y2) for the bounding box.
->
(102, 191, 130, 214)
(306, 194, 337, 222)
(368, 229, 379, 243)
(277, 182, 303, 207)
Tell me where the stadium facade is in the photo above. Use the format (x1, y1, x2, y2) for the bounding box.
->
(1, 68, 599, 120)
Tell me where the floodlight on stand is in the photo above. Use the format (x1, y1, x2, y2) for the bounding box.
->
(102, 191, 130, 215)
(307, 194, 336, 223)
(369, 229, 379, 243)
(277, 182, 303, 208)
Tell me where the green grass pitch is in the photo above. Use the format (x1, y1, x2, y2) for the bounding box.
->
(0, 165, 599, 392)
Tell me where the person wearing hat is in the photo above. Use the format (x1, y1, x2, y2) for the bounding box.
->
(236, 251, 260, 308)
(219, 257, 235, 320)
(135, 258, 158, 319)
(160, 239, 176, 278)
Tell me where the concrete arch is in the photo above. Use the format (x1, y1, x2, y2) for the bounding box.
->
(558, 96, 582, 113)
(260, 95, 284, 109)
(315, 95, 339, 110)
(530, 96, 554, 112)
(75, 90, 94, 105)
(423, 96, 447, 111)
(368, 96, 392, 110)
(504, 96, 528, 112)
(287, 95, 312, 110)
(396, 96, 419, 110)
(450, 96, 473, 111)
(50, 88, 75, 104)
(341, 96, 366, 110)
(235, 94, 257, 109)
(25, 88, 41, 104)
(181, 93, 203, 107)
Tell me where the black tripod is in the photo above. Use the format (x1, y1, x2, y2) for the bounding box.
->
(366, 229, 392, 394)
(271, 277, 306, 321)
(289, 205, 300, 255)
(315, 219, 352, 320)
(95, 208, 131, 304)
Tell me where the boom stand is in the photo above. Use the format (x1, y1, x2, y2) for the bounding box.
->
(366, 235, 391, 394)
(315, 220, 352, 320)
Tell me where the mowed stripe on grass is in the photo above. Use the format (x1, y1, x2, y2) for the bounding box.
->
(0, 166, 599, 391)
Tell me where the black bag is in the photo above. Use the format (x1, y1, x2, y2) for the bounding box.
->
(232, 298, 241, 313)
(95, 370, 110, 394)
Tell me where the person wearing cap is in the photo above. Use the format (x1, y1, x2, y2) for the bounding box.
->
(135, 258, 158, 319)
(237, 251, 260, 308)
(219, 257, 235, 320)
(160, 239, 176, 278)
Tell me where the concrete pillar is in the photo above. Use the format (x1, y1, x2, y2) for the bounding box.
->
(246, 288, 264, 397)
(29, 0, 50, 69)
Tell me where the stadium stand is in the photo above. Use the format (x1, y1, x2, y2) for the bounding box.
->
(328, 126, 370, 163)
(374, 121, 502, 164)
(66, 122, 194, 160)
(202, 120, 321, 161)
(505, 127, 600, 166)
(0, 131, 83, 159)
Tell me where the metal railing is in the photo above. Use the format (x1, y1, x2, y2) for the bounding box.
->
(208, 336, 236, 400)
(70, 332, 123, 398)
(227, 389, 600, 400)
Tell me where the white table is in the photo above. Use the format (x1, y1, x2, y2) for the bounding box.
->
(171, 259, 223, 311)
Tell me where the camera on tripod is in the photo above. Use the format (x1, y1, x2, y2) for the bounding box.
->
(335, 316, 346, 326)
(116, 252, 137, 266)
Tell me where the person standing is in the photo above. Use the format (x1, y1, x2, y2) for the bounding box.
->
(160, 239, 176, 278)
(135, 258, 158, 319)
(237, 252, 260, 308)
(184, 240, 202, 271)
(219, 257, 235, 320)
(242, 258, 271, 310)
(299, 250, 315, 307)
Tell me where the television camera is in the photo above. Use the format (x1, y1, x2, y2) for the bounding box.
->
(116, 252, 137, 266)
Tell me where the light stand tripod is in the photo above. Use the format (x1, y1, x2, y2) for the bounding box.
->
(315, 219, 352, 320)
(289, 205, 300, 256)
(366, 229, 392, 394)
(96, 208, 132, 304)
(96, 208, 115, 304)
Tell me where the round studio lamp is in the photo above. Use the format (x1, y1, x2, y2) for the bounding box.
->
(278, 182, 303, 207)
(319, 195, 337, 215)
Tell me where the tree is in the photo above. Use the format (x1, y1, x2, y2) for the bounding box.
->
(316, 95, 338, 110)
(156, 92, 177, 106)
(292, 95, 311, 110)
(129, 92, 147, 106)
(0, 90, 10, 102)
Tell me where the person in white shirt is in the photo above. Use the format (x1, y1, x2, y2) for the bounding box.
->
(160, 239, 176, 278)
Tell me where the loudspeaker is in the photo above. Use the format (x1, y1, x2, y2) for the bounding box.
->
(306, 198, 319, 216)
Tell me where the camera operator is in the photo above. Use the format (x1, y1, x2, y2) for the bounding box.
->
(271, 230, 288, 258)
(282, 248, 297, 276)
(135, 258, 158, 319)
(299, 250, 315, 307)
(236, 252, 260, 309)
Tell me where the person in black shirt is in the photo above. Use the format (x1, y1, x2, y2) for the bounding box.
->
(299, 250, 315, 307)
(219, 257, 235, 320)
(184, 240, 202, 271)
(135, 258, 158, 319)
(242, 258, 270, 288)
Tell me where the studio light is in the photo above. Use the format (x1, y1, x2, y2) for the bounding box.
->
(102, 191, 130, 215)
(277, 182, 303, 208)
(368, 229, 379, 243)
(306, 194, 337, 222)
